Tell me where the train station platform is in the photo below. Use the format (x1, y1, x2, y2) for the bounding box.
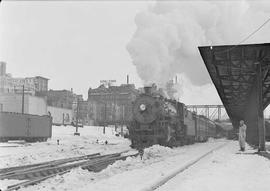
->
(259, 142, 270, 159)
(156, 141, 270, 191)
(199, 43, 270, 150)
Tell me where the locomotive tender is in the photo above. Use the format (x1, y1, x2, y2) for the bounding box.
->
(128, 86, 217, 148)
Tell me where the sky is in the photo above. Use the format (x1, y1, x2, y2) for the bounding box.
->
(0, 1, 150, 99)
(0, 0, 270, 109)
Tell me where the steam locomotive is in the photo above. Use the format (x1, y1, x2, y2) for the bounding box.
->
(128, 86, 218, 149)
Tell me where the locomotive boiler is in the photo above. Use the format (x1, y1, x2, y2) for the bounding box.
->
(128, 87, 187, 148)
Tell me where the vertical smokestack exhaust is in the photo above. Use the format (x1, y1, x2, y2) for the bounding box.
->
(144, 86, 152, 95)
(127, 75, 129, 84)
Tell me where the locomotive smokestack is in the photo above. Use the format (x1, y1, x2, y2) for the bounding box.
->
(144, 86, 152, 95)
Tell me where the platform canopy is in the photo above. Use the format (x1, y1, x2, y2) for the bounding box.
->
(198, 43, 270, 121)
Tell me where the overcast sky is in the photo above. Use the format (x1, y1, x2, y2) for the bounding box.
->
(0, 1, 150, 99)
(1, 1, 270, 111)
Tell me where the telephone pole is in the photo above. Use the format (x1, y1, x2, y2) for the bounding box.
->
(74, 97, 80, 136)
(103, 102, 107, 134)
(22, 85, 25, 114)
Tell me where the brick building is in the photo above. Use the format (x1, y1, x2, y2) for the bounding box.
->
(0, 62, 49, 95)
(32, 76, 49, 93)
(46, 89, 84, 125)
(76, 100, 95, 125)
(46, 89, 82, 110)
(88, 84, 139, 126)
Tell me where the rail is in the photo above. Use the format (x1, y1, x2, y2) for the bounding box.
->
(1, 151, 138, 191)
(140, 142, 229, 191)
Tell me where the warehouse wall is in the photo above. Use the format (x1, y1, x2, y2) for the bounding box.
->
(47, 106, 73, 125)
(0, 93, 22, 113)
(26, 95, 47, 115)
(0, 93, 47, 115)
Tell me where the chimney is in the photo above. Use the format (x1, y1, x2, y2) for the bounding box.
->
(175, 76, 178, 84)
(127, 75, 129, 84)
(144, 86, 152, 95)
(0, 62, 6, 76)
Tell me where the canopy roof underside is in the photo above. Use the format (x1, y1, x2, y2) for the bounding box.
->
(199, 43, 270, 120)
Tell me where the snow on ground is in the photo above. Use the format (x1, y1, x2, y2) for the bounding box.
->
(0, 125, 131, 168)
(1, 127, 269, 191)
(156, 142, 270, 191)
(266, 141, 270, 151)
(15, 139, 227, 191)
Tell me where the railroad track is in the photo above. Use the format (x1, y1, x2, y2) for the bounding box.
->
(1, 151, 138, 191)
(141, 142, 229, 191)
(0, 152, 101, 175)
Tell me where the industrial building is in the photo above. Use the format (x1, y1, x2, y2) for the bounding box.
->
(45, 89, 84, 126)
(87, 84, 139, 126)
(47, 106, 73, 126)
(0, 62, 49, 95)
(0, 93, 47, 115)
(0, 91, 75, 126)
(46, 89, 83, 109)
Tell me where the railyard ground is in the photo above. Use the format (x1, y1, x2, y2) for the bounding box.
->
(0, 126, 270, 191)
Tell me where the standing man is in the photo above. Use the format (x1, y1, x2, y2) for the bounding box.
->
(239, 120, 247, 151)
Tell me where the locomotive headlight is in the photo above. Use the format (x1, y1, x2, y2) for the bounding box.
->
(139, 104, 146, 111)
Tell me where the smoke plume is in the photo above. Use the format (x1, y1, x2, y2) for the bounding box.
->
(127, 0, 270, 98)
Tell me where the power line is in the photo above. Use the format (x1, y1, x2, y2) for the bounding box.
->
(238, 18, 270, 45)
(215, 17, 270, 53)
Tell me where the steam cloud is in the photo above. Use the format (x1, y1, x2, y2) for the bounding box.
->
(127, 0, 270, 98)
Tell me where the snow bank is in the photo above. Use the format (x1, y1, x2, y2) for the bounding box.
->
(0, 125, 133, 190)
(13, 139, 227, 191)
(0, 133, 232, 191)
(84, 145, 176, 179)
(156, 142, 270, 191)
(143, 145, 176, 160)
(0, 125, 131, 168)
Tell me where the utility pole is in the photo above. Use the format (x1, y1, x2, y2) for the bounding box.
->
(218, 105, 221, 121)
(22, 85, 25, 114)
(256, 62, 265, 151)
(103, 102, 107, 134)
(74, 97, 80, 136)
(121, 105, 124, 136)
(113, 95, 117, 131)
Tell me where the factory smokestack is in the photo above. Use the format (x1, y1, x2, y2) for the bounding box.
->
(127, 75, 129, 84)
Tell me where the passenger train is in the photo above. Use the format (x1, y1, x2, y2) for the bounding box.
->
(128, 86, 221, 149)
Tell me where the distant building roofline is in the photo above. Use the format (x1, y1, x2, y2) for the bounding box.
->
(49, 89, 72, 92)
(35, 76, 49, 80)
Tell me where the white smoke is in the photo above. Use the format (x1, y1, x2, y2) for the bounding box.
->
(127, 0, 270, 98)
